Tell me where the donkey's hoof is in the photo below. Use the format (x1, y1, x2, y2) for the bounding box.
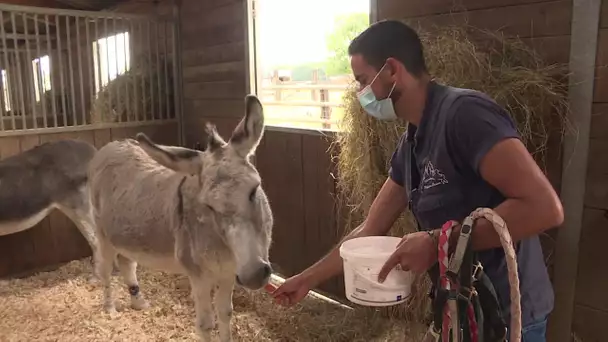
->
(87, 275, 101, 285)
(103, 303, 118, 316)
(131, 297, 150, 310)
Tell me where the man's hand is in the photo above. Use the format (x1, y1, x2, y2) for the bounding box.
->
(377, 231, 437, 283)
(271, 273, 314, 307)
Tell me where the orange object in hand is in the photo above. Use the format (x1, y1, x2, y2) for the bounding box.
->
(264, 283, 277, 293)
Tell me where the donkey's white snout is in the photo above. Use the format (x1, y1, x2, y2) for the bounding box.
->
(236, 262, 272, 290)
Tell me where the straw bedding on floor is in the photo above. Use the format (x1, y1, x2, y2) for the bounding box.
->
(0, 258, 424, 341)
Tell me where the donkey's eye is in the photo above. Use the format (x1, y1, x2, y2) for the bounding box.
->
(249, 186, 258, 202)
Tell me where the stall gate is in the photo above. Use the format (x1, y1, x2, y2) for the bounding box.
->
(0, 2, 183, 278)
(0, 3, 182, 141)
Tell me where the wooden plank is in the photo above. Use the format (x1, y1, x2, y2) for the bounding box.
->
(183, 99, 246, 120)
(181, 1, 243, 34)
(0, 137, 21, 158)
(182, 62, 246, 83)
(591, 103, 608, 138)
(596, 29, 608, 66)
(601, 0, 608, 28)
(181, 0, 240, 12)
(183, 81, 247, 100)
(593, 66, 608, 102)
(93, 128, 112, 148)
(183, 116, 241, 147)
(301, 135, 335, 272)
(182, 42, 245, 67)
(586, 139, 608, 177)
(572, 304, 608, 342)
(181, 21, 245, 50)
(584, 171, 608, 209)
(255, 130, 305, 276)
(399, 0, 572, 39)
(574, 208, 608, 312)
(378, 0, 553, 19)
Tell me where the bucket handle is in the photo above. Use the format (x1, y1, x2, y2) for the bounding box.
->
(351, 267, 411, 292)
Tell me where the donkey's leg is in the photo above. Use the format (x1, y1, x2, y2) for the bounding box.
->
(116, 254, 149, 310)
(57, 205, 101, 283)
(189, 275, 215, 342)
(96, 238, 118, 314)
(214, 274, 235, 342)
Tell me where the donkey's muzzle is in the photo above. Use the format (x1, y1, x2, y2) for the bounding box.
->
(236, 262, 273, 290)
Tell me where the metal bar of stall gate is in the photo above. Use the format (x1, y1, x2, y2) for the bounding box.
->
(130, 19, 138, 121)
(104, 18, 111, 122)
(139, 19, 146, 121)
(113, 17, 120, 122)
(12, 12, 26, 130)
(67, 16, 77, 126)
(128, 20, 139, 121)
(77, 16, 85, 126)
(95, 19, 102, 101)
(0, 11, 13, 131)
(86, 17, 94, 119)
(147, 20, 154, 120)
(172, 2, 184, 145)
(34, 13, 46, 128)
(56, 15, 67, 127)
(123, 19, 130, 122)
(0, 3, 149, 20)
(23, 13, 36, 129)
(46, 14, 58, 127)
(163, 21, 170, 120)
(155, 20, 162, 119)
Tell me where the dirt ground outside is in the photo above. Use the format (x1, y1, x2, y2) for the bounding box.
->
(0, 258, 424, 341)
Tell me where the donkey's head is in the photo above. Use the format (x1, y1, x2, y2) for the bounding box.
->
(135, 94, 273, 290)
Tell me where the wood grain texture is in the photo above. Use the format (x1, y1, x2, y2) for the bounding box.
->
(572, 303, 608, 342)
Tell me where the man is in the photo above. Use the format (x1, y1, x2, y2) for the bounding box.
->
(272, 20, 563, 341)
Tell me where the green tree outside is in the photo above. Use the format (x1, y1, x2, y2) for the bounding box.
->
(324, 12, 369, 77)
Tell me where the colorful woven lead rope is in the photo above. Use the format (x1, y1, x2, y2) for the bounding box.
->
(438, 220, 479, 342)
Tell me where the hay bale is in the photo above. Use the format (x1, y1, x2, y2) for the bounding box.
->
(90, 53, 174, 124)
(331, 25, 571, 323)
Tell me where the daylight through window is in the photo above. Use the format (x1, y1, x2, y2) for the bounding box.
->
(32, 55, 51, 102)
(93, 32, 130, 94)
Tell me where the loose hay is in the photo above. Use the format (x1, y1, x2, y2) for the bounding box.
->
(0, 258, 423, 341)
(330, 25, 571, 323)
(90, 53, 174, 124)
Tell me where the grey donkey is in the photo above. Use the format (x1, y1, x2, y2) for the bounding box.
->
(88, 94, 274, 342)
(0, 140, 100, 280)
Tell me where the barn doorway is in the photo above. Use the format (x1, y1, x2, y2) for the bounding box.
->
(247, 0, 370, 131)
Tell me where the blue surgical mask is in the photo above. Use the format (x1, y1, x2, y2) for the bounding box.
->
(356, 64, 397, 121)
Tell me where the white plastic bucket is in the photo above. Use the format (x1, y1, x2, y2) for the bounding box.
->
(339, 236, 414, 307)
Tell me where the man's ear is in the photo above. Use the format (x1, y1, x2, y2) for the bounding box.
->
(136, 133, 203, 175)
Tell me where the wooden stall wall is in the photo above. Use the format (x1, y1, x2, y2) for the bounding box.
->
(0, 0, 179, 278)
(179, 0, 248, 143)
(572, 0, 608, 340)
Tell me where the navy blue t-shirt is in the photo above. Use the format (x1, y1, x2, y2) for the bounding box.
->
(389, 81, 554, 327)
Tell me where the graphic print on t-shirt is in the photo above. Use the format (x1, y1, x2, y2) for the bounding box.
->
(421, 160, 448, 190)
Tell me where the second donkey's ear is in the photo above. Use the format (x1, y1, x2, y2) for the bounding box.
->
(136, 133, 203, 175)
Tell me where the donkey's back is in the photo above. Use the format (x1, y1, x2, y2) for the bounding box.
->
(0, 139, 96, 223)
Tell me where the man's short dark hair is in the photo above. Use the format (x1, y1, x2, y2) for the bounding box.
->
(348, 20, 427, 77)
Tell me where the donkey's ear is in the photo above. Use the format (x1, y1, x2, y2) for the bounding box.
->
(229, 94, 265, 157)
(136, 133, 202, 175)
(205, 123, 227, 152)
